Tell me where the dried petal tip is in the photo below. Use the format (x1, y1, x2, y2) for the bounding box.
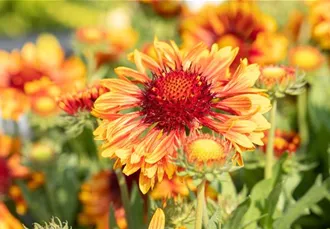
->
(148, 208, 165, 229)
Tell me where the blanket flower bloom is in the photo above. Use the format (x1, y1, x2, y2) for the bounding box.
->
(57, 83, 109, 115)
(0, 34, 86, 118)
(261, 129, 300, 157)
(309, 0, 330, 49)
(289, 46, 324, 71)
(78, 170, 138, 229)
(180, 1, 286, 67)
(93, 40, 271, 193)
(184, 133, 233, 167)
(259, 66, 306, 98)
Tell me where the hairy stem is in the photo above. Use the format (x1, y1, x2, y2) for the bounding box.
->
(298, 91, 309, 146)
(195, 179, 206, 229)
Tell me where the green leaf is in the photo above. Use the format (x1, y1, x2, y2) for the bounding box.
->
(207, 207, 222, 229)
(260, 182, 283, 228)
(56, 168, 80, 225)
(109, 204, 120, 229)
(225, 198, 251, 229)
(273, 177, 330, 229)
(130, 182, 145, 229)
(17, 181, 52, 222)
(272, 153, 288, 186)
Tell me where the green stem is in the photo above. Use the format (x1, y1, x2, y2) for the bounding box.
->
(265, 99, 277, 179)
(45, 168, 61, 219)
(115, 169, 133, 229)
(203, 196, 209, 228)
(298, 91, 309, 146)
(195, 179, 206, 229)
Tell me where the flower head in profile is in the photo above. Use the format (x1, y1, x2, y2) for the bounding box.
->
(258, 66, 306, 98)
(93, 39, 271, 193)
(180, 0, 285, 67)
(57, 83, 109, 115)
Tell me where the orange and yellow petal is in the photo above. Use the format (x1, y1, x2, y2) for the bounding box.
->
(0, 203, 23, 229)
(0, 88, 30, 120)
(180, 0, 278, 67)
(151, 175, 190, 200)
(148, 208, 165, 229)
(93, 39, 270, 192)
(250, 32, 288, 65)
(309, 0, 330, 49)
(76, 27, 106, 44)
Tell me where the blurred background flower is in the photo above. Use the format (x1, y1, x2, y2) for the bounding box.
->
(0, 1, 330, 229)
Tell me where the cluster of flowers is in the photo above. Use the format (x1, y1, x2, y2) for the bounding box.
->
(0, 0, 329, 228)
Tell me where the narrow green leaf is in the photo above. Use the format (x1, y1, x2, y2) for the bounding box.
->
(109, 204, 120, 229)
(207, 207, 222, 229)
(225, 198, 251, 229)
(57, 168, 80, 225)
(273, 177, 330, 229)
(260, 182, 283, 228)
(130, 182, 145, 229)
(17, 181, 52, 221)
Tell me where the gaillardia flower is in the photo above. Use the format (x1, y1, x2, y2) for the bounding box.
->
(93, 40, 271, 193)
(184, 133, 233, 167)
(0, 34, 86, 117)
(259, 66, 306, 98)
(309, 0, 330, 49)
(78, 170, 139, 229)
(289, 46, 324, 71)
(180, 1, 285, 67)
(261, 129, 300, 158)
(57, 83, 109, 115)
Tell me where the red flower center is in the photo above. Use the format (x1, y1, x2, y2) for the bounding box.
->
(0, 157, 10, 195)
(141, 70, 213, 132)
(9, 67, 44, 91)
